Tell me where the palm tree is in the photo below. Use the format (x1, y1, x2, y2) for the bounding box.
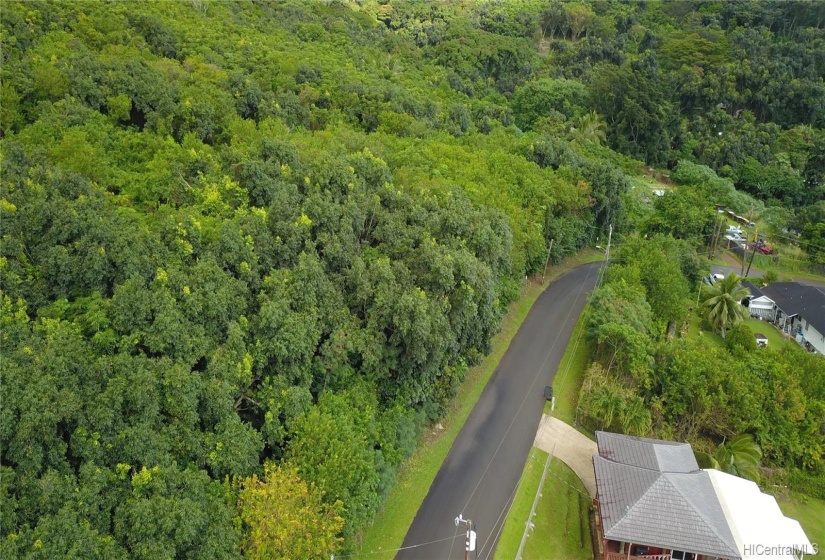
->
(620, 396, 652, 437)
(589, 384, 625, 430)
(709, 434, 762, 482)
(702, 273, 749, 338)
(569, 110, 607, 145)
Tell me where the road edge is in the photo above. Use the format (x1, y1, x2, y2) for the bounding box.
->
(357, 252, 604, 559)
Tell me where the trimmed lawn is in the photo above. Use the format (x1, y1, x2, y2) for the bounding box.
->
(778, 492, 825, 548)
(494, 448, 550, 560)
(495, 456, 593, 560)
(358, 251, 603, 558)
(743, 317, 788, 348)
(684, 312, 788, 351)
(683, 311, 726, 350)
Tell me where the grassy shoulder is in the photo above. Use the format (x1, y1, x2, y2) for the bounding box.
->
(494, 448, 550, 560)
(495, 455, 593, 560)
(544, 308, 590, 424)
(494, 308, 594, 560)
(719, 249, 825, 284)
(778, 492, 825, 548)
(358, 251, 602, 558)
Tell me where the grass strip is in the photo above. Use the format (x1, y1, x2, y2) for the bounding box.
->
(544, 308, 590, 424)
(495, 455, 593, 560)
(778, 492, 825, 548)
(493, 447, 549, 560)
(358, 251, 602, 558)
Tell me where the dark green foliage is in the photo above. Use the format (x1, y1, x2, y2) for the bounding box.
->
(580, 232, 825, 491)
(645, 188, 716, 242)
(726, 323, 758, 353)
(3, 0, 823, 555)
(512, 78, 589, 130)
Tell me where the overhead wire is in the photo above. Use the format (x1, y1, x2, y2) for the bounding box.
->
(336, 534, 462, 558)
(457, 261, 599, 537)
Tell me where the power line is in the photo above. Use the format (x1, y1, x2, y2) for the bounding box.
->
(763, 231, 825, 253)
(459, 262, 600, 516)
(447, 514, 460, 560)
(553, 306, 589, 398)
(477, 468, 525, 560)
(337, 534, 463, 558)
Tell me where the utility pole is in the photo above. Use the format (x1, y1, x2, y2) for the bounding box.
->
(741, 205, 755, 275)
(740, 242, 748, 275)
(710, 216, 723, 259)
(541, 239, 555, 282)
(605, 224, 613, 265)
(464, 519, 475, 560)
(745, 242, 758, 277)
(595, 225, 612, 289)
(455, 515, 476, 560)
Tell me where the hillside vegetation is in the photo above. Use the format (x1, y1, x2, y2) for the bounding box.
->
(1, 1, 823, 558)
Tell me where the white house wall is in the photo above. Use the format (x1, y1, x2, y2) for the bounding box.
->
(801, 318, 825, 355)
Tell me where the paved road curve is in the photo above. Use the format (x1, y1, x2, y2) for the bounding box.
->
(710, 265, 825, 290)
(397, 262, 602, 560)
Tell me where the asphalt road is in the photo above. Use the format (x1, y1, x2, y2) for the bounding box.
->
(710, 265, 825, 290)
(396, 262, 602, 560)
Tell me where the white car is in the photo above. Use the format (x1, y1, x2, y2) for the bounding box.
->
(705, 273, 725, 285)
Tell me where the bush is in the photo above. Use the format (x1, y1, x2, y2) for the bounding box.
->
(727, 323, 757, 352)
(789, 469, 825, 500)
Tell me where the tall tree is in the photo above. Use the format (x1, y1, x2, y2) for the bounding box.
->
(701, 273, 749, 338)
(238, 464, 344, 560)
(710, 434, 762, 483)
(569, 110, 607, 146)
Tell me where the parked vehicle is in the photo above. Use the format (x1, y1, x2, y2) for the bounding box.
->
(753, 241, 773, 255)
(706, 273, 726, 285)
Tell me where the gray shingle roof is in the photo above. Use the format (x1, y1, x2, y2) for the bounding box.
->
(741, 281, 765, 299)
(759, 282, 825, 334)
(594, 432, 740, 559)
(596, 431, 699, 473)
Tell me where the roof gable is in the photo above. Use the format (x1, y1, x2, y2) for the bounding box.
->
(594, 432, 740, 559)
(606, 472, 740, 558)
(741, 281, 765, 299)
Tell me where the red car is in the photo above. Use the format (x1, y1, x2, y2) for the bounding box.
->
(753, 242, 773, 255)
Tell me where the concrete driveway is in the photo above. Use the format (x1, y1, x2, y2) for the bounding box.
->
(396, 262, 601, 560)
(533, 415, 597, 497)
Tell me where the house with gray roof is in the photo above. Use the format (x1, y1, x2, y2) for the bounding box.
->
(741, 281, 776, 321)
(757, 282, 825, 355)
(592, 432, 814, 560)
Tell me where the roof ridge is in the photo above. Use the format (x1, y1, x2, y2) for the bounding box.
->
(607, 475, 739, 558)
(665, 473, 740, 557)
(597, 455, 669, 473)
(602, 470, 664, 538)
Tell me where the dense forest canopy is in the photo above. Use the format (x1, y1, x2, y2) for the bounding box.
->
(1, 1, 823, 558)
